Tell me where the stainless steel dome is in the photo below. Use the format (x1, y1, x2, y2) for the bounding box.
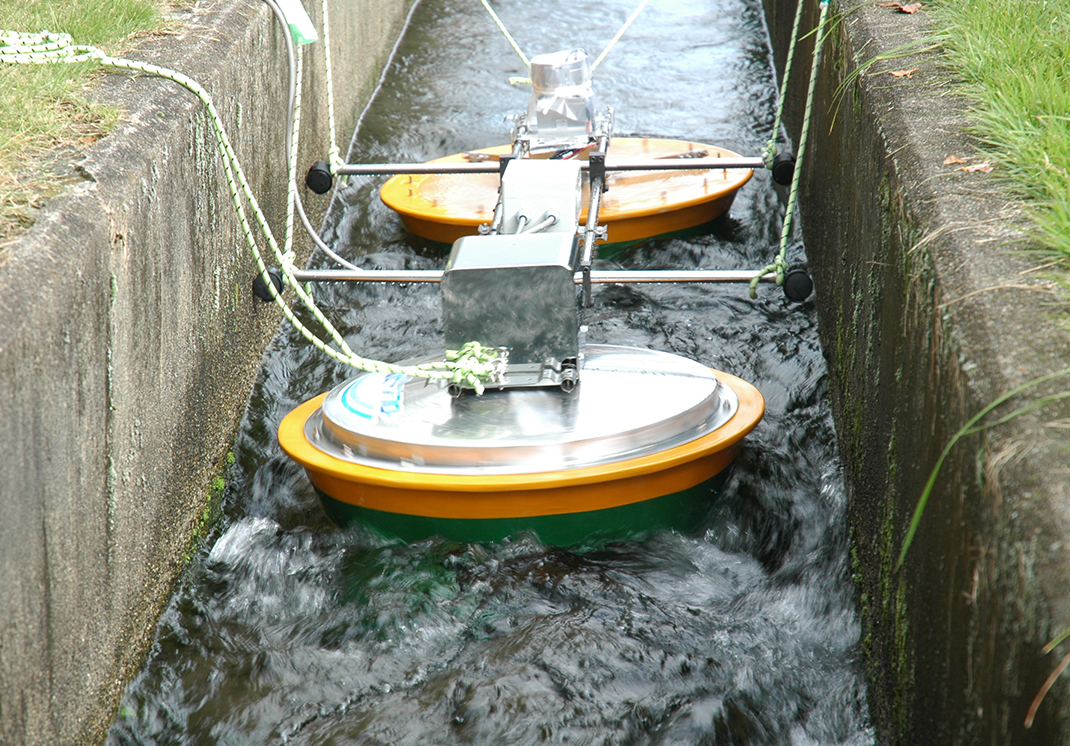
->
(305, 345, 739, 475)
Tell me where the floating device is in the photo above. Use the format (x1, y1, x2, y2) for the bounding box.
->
(377, 49, 753, 246)
(279, 346, 763, 544)
(274, 35, 833, 544)
(379, 138, 753, 247)
(281, 154, 766, 544)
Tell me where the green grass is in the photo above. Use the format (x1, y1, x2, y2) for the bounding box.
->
(0, 0, 162, 244)
(895, 0, 1070, 725)
(928, 0, 1070, 266)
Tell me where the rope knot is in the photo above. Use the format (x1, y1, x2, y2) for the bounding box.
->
(445, 342, 508, 395)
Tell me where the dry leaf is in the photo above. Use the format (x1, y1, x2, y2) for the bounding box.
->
(960, 163, 993, 173)
(889, 68, 919, 78)
(878, 1, 922, 11)
(943, 155, 966, 165)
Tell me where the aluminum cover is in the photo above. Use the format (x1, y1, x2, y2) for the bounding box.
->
(306, 345, 740, 475)
(499, 159, 582, 234)
(530, 49, 592, 95)
(524, 49, 598, 149)
(441, 232, 579, 367)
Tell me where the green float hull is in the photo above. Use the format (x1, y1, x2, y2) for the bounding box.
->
(315, 471, 729, 545)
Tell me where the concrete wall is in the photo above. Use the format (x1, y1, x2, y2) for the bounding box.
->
(6, 0, 1069, 743)
(763, 0, 1070, 743)
(0, 1, 411, 743)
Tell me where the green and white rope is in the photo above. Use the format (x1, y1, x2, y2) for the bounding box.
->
(1, 23, 503, 392)
(0, 29, 98, 63)
(750, 0, 831, 299)
(319, 0, 346, 183)
(760, 0, 807, 168)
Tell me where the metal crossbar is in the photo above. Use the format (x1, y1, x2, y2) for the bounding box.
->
(333, 156, 765, 177)
(290, 269, 778, 284)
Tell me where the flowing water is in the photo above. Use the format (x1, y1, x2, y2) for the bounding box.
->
(107, 0, 874, 742)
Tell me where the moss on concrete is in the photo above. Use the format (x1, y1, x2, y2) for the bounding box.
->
(762, 0, 1070, 740)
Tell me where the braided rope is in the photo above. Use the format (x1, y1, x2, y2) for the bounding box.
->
(751, 0, 831, 298)
(761, 0, 807, 168)
(590, 0, 649, 72)
(0, 23, 502, 392)
(319, 0, 346, 183)
(478, 0, 529, 68)
(478, 0, 649, 75)
(285, 45, 304, 259)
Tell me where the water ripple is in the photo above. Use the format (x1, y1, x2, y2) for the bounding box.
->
(107, 0, 873, 743)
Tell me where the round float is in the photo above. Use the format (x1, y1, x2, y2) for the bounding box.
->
(279, 345, 764, 544)
(379, 138, 753, 246)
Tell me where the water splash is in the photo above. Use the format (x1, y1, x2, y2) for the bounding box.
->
(107, 0, 873, 743)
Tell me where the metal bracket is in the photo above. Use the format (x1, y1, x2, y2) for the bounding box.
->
(498, 153, 515, 179)
(577, 225, 608, 241)
(589, 151, 607, 192)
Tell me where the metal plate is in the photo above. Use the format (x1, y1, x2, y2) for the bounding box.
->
(305, 345, 739, 475)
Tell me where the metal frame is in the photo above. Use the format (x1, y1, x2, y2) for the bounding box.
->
(319, 152, 772, 298)
(333, 156, 764, 177)
(291, 269, 776, 284)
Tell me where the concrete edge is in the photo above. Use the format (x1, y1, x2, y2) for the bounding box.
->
(764, 0, 1070, 741)
(0, 1, 411, 743)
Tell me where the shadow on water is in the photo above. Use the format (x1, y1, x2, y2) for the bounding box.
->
(107, 0, 874, 742)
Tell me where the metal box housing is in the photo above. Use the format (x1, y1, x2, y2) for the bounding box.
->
(442, 232, 579, 388)
(498, 159, 582, 235)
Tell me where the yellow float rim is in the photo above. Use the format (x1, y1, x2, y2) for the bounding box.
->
(378, 138, 753, 245)
(279, 371, 764, 519)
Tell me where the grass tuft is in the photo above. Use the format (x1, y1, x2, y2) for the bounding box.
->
(929, 0, 1070, 268)
(0, 0, 161, 244)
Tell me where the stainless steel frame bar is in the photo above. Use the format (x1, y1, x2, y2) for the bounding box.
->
(599, 156, 765, 171)
(333, 156, 765, 177)
(580, 136, 611, 307)
(290, 269, 777, 284)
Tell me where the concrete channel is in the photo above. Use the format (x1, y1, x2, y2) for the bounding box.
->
(0, 0, 1067, 743)
(0, 1, 410, 743)
(763, 0, 1070, 742)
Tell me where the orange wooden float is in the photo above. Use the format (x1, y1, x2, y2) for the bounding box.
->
(379, 137, 752, 245)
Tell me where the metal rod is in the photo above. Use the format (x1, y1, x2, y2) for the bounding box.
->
(485, 144, 525, 235)
(292, 269, 443, 282)
(333, 155, 765, 177)
(581, 187, 604, 304)
(581, 136, 610, 307)
(602, 156, 765, 171)
(290, 269, 778, 284)
(585, 270, 777, 283)
(335, 162, 501, 176)
(485, 199, 505, 235)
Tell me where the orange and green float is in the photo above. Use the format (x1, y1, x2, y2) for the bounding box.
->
(279, 346, 764, 545)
